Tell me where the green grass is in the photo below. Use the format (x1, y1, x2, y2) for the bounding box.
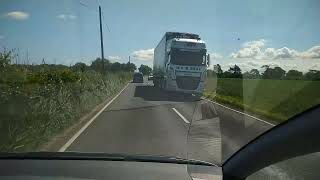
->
(0, 69, 131, 152)
(204, 78, 320, 123)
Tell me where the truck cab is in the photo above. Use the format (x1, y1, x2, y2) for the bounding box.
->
(166, 38, 207, 92)
(153, 32, 209, 95)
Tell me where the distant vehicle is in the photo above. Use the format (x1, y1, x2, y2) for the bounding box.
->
(153, 32, 210, 95)
(148, 74, 153, 80)
(133, 72, 143, 83)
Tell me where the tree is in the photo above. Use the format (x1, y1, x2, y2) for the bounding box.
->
(72, 62, 87, 72)
(138, 64, 152, 75)
(242, 71, 251, 79)
(125, 62, 136, 72)
(0, 49, 12, 69)
(213, 64, 223, 78)
(110, 62, 121, 72)
(222, 71, 233, 78)
(225, 64, 242, 78)
(262, 66, 286, 79)
(244, 69, 261, 79)
(249, 69, 260, 79)
(90, 58, 111, 73)
(285, 70, 303, 80)
(90, 57, 138, 73)
(304, 70, 320, 80)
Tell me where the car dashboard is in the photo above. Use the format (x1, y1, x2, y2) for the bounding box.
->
(0, 159, 222, 180)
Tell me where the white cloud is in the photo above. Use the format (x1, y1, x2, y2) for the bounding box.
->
(309, 63, 320, 70)
(264, 47, 299, 59)
(210, 52, 223, 59)
(231, 39, 320, 60)
(243, 39, 266, 48)
(107, 56, 121, 62)
(300, 46, 320, 59)
(219, 58, 320, 73)
(132, 48, 154, 61)
(56, 14, 77, 20)
(231, 39, 266, 59)
(4, 11, 29, 20)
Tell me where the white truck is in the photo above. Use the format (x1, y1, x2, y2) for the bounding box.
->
(153, 32, 210, 95)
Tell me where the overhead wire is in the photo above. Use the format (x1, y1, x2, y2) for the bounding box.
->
(78, 0, 111, 33)
(101, 11, 111, 33)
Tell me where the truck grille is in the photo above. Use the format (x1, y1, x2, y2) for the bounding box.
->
(176, 76, 200, 90)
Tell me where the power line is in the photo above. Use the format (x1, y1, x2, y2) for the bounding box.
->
(79, 1, 97, 12)
(78, 0, 111, 33)
(101, 11, 111, 32)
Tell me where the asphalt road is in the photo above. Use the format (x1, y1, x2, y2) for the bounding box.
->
(64, 80, 319, 179)
(65, 80, 271, 163)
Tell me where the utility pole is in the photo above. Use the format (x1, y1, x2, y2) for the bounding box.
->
(99, 5, 105, 73)
(128, 56, 130, 64)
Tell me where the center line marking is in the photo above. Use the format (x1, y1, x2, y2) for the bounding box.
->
(172, 108, 190, 124)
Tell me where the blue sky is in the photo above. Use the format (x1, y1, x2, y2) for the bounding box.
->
(0, 0, 320, 71)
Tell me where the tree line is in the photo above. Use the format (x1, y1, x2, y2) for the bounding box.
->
(210, 64, 320, 81)
(1, 49, 154, 83)
(72, 58, 136, 73)
(72, 58, 152, 75)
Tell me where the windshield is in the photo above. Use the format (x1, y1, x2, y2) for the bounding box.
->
(0, 1, 320, 179)
(170, 49, 206, 66)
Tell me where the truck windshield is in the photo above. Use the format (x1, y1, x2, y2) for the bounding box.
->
(170, 50, 206, 66)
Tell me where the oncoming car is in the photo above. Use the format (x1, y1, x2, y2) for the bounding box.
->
(148, 74, 153, 81)
(133, 72, 143, 83)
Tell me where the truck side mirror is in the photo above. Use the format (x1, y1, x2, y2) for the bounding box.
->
(206, 54, 210, 66)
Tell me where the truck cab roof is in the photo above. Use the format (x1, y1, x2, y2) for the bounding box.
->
(172, 38, 205, 44)
(165, 32, 200, 40)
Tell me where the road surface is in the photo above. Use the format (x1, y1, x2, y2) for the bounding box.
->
(62, 80, 318, 179)
(64, 81, 269, 163)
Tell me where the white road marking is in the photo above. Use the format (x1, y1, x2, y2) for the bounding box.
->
(204, 99, 276, 126)
(192, 178, 208, 180)
(59, 83, 130, 152)
(172, 108, 190, 124)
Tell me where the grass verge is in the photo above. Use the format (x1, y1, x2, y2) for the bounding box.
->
(0, 70, 131, 152)
(204, 78, 320, 123)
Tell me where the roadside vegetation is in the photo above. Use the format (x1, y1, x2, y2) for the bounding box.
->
(0, 49, 135, 152)
(205, 64, 320, 122)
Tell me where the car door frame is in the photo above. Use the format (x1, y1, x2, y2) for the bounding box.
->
(222, 105, 320, 180)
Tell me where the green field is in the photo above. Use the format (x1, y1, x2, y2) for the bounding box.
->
(204, 78, 320, 122)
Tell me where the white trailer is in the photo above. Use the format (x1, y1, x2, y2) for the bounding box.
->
(153, 32, 210, 95)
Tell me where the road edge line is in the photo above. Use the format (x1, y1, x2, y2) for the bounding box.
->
(204, 99, 276, 126)
(58, 83, 130, 152)
(172, 108, 190, 124)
